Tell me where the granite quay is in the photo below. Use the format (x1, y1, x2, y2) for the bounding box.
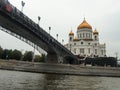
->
(0, 59, 120, 77)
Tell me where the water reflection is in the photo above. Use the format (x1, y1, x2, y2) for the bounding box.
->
(0, 70, 120, 90)
(43, 74, 66, 90)
(44, 74, 103, 90)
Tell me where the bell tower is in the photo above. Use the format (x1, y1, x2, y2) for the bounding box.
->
(93, 28, 99, 41)
(69, 30, 74, 42)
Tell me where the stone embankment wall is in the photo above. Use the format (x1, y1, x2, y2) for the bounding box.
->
(0, 59, 120, 77)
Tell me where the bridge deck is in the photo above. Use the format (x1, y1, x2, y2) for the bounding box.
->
(0, 0, 78, 64)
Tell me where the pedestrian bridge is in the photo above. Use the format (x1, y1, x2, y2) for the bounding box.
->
(0, 0, 78, 64)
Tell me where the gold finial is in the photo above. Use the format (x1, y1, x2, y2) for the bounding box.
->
(84, 17, 85, 20)
(83, 13, 86, 20)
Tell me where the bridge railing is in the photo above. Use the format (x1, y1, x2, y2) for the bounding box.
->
(0, 0, 76, 58)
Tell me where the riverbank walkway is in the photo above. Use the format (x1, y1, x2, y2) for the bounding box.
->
(0, 60, 120, 77)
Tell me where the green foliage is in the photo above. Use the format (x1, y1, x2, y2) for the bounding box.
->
(22, 51, 33, 61)
(11, 49, 22, 60)
(34, 55, 41, 62)
(40, 54, 46, 62)
(0, 46, 46, 62)
(34, 54, 46, 62)
(1, 49, 12, 59)
(0, 46, 3, 59)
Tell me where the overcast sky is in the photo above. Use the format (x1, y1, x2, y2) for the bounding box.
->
(0, 0, 120, 58)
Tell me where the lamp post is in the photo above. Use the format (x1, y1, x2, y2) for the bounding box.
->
(38, 16, 41, 26)
(49, 27, 51, 35)
(56, 34, 58, 41)
(62, 39, 64, 45)
(21, 1, 25, 12)
(32, 44, 35, 62)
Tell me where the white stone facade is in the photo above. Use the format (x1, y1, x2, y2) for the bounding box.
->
(65, 19, 106, 58)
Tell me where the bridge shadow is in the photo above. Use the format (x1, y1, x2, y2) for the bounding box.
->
(64, 56, 78, 64)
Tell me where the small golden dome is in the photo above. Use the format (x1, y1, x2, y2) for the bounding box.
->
(69, 30, 74, 35)
(77, 18, 92, 30)
(73, 36, 79, 41)
(93, 28, 99, 34)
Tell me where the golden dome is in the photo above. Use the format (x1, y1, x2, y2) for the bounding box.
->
(93, 28, 99, 34)
(77, 18, 92, 30)
(69, 30, 74, 35)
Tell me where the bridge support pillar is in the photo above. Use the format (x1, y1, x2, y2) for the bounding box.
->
(46, 53, 58, 63)
(58, 56, 64, 64)
(46, 53, 64, 64)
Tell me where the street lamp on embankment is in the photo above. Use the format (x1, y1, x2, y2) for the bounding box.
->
(21, 1, 25, 12)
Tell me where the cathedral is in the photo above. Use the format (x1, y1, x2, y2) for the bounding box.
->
(65, 18, 106, 58)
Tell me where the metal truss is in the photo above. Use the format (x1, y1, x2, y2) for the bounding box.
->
(0, 26, 47, 55)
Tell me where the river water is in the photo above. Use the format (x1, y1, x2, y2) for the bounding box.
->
(0, 70, 120, 90)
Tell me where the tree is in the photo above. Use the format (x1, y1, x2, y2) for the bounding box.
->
(2, 49, 12, 60)
(34, 55, 41, 62)
(11, 49, 22, 60)
(22, 51, 33, 61)
(34, 54, 46, 62)
(0, 46, 3, 59)
(40, 54, 46, 62)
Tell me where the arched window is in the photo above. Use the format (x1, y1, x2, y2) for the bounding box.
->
(95, 49, 97, 54)
(95, 36, 97, 40)
(80, 48, 84, 54)
(80, 34, 81, 38)
(69, 37, 72, 41)
(89, 34, 90, 38)
(88, 48, 90, 53)
(83, 33, 84, 38)
(86, 33, 88, 38)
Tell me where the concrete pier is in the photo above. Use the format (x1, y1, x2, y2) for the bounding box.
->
(0, 60, 120, 77)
